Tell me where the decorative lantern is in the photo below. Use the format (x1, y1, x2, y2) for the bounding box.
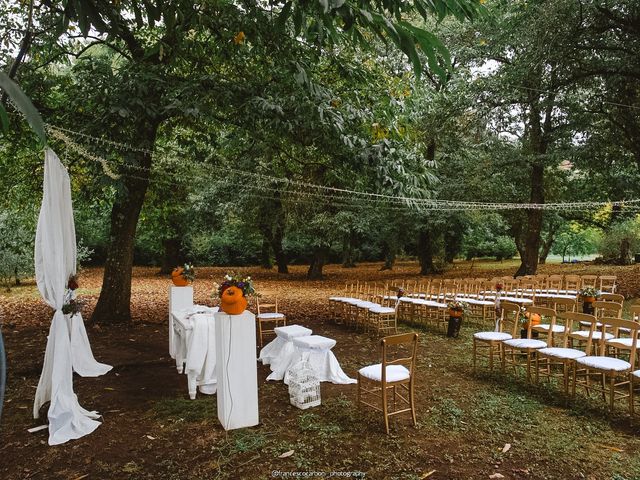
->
(287, 360, 321, 410)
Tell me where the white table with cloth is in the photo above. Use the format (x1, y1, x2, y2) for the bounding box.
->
(259, 324, 313, 381)
(171, 305, 219, 399)
(283, 335, 356, 385)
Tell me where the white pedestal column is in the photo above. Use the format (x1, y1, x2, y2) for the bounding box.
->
(169, 286, 193, 360)
(215, 311, 259, 430)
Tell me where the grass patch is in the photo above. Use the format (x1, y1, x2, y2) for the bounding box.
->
(151, 397, 216, 422)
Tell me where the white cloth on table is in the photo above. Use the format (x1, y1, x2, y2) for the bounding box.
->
(172, 305, 217, 371)
(261, 325, 312, 380)
(169, 286, 193, 359)
(184, 313, 217, 396)
(33, 149, 110, 446)
(283, 335, 356, 385)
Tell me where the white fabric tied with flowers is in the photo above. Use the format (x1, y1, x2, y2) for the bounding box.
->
(33, 149, 111, 445)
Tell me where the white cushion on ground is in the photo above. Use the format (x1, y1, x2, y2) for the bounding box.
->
(575, 356, 631, 371)
(274, 324, 312, 341)
(474, 332, 512, 341)
(502, 338, 547, 349)
(571, 331, 614, 340)
(369, 306, 395, 314)
(359, 364, 410, 382)
(293, 335, 336, 351)
(537, 347, 586, 359)
(534, 324, 566, 333)
(257, 312, 285, 319)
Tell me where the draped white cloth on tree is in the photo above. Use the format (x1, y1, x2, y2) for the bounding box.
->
(33, 149, 111, 445)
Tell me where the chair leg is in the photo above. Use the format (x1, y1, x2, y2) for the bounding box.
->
(410, 380, 417, 427)
(356, 374, 361, 409)
(382, 384, 389, 435)
(472, 340, 477, 372)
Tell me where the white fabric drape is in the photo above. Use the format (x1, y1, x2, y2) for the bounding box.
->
(33, 149, 111, 445)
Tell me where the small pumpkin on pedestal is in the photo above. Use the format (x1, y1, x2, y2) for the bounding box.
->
(172, 263, 195, 287)
(213, 272, 257, 315)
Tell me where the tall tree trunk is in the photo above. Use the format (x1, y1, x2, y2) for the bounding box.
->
(307, 246, 328, 280)
(258, 194, 288, 274)
(418, 227, 435, 275)
(619, 238, 632, 265)
(91, 122, 159, 324)
(260, 238, 272, 269)
(516, 163, 545, 276)
(538, 231, 555, 265)
(342, 231, 356, 268)
(159, 237, 182, 275)
(380, 241, 396, 270)
(444, 220, 462, 264)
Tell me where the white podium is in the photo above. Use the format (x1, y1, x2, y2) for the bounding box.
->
(215, 311, 259, 430)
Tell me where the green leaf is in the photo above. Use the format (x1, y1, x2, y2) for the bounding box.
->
(0, 72, 46, 145)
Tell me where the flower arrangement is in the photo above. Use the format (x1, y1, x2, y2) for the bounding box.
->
(213, 272, 257, 299)
(397, 287, 405, 299)
(447, 300, 469, 314)
(62, 274, 83, 317)
(181, 263, 195, 282)
(579, 287, 600, 299)
(495, 283, 503, 292)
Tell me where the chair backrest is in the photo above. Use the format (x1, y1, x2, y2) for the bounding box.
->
(564, 274, 580, 291)
(381, 332, 419, 381)
(257, 297, 279, 314)
(593, 300, 622, 319)
(596, 318, 639, 367)
(553, 297, 577, 314)
(559, 311, 597, 350)
(631, 305, 640, 322)
(580, 275, 598, 288)
(599, 275, 617, 293)
(526, 306, 556, 340)
(600, 293, 624, 304)
(500, 301, 521, 337)
(547, 275, 563, 291)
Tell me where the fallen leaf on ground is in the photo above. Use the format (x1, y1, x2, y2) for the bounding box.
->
(596, 444, 624, 452)
(502, 443, 511, 453)
(421, 470, 436, 479)
(278, 450, 294, 458)
(489, 474, 505, 479)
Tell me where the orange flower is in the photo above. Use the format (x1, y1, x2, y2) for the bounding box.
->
(233, 31, 245, 45)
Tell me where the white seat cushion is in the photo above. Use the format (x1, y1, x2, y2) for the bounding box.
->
(537, 347, 586, 360)
(369, 306, 396, 314)
(474, 332, 512, 341)
(258, 312, 285, 319)
(501, 298, 533, 304)
(293, 335, 336, 351)
(359, 363, 410, 382)
(605, 338, 639, 349)
(533, 324, 566, 333)
(502, 338, 547, 349)
(575, 356, 631, 371)
(274, 324, 312, 341)
(329, 296, 350, 301)
(356, 301, 379, 308)
(570, 331, 614, 340)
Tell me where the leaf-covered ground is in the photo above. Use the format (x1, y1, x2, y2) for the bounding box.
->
(1, 260, 640, 480)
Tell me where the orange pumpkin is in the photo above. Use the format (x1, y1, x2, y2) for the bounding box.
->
(220, 286, 248, 315)
(171, 267, 189, 287)
(522, 312, 541, 329)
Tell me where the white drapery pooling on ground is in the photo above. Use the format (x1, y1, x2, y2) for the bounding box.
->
(33, 149, 112, 445)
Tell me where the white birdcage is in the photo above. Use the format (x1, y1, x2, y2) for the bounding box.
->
(287, 360, 321, 409)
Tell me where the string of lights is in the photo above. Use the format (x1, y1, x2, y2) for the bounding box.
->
(3, 114, 629, 213)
